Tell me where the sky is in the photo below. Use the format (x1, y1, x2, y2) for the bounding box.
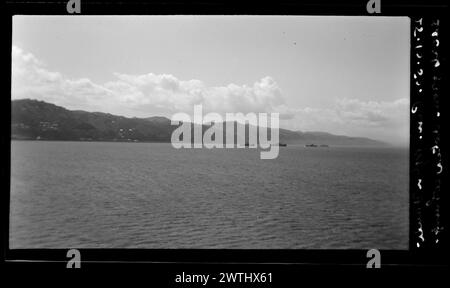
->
(11, 16, 410, 146)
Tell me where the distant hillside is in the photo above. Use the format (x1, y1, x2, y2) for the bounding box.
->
(11, 99, 387, 146)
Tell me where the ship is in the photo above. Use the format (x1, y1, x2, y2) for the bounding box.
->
(305, 144, 329, 148)
(244, 143, 287, 147)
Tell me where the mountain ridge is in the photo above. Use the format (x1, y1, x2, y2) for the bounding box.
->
(11, 99, 388, 147)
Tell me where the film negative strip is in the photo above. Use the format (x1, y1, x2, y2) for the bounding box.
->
(411, 17, 445, 250)
(2, 0, 449, 275)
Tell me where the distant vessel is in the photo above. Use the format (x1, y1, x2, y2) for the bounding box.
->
(244, 143, 287, 147)
(305, 144, 329, 148)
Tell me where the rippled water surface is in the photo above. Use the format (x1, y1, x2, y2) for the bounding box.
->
(10, 141, 409, 249)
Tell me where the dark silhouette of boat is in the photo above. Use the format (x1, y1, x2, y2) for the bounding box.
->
(305, 144, 329, 148)
(244, 143, 287, 147)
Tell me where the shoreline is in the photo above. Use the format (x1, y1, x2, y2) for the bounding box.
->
(10, 139, 407, 149)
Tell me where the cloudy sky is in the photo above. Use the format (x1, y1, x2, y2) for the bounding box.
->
(12, 16, 410, 145)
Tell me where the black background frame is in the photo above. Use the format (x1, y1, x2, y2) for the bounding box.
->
(2, 0, 448, 280)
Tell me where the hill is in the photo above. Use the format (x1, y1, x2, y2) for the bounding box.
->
(11, 99, 387, 147)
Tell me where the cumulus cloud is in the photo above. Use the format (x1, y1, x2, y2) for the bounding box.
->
(12, 46, 115, 112)
(104, 73, 284, 116)
(278, 98, 409, 145)
(12, 46, 285, 117)
(336, 98, 409, 127)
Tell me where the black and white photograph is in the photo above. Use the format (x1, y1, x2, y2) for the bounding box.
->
(10, 15, 411, 250)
